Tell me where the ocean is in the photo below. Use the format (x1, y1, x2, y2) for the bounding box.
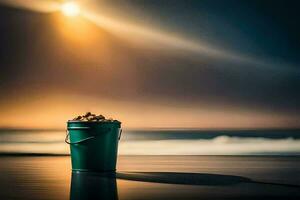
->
(0, 129, 300, 155)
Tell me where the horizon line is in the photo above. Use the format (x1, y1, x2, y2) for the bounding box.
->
(0, 126, 300, 132)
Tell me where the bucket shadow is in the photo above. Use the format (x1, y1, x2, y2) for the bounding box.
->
(117, 172, 252, 186)
(70, 171, 118, 200)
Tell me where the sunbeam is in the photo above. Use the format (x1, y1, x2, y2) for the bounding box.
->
(0, 0, 298, 73)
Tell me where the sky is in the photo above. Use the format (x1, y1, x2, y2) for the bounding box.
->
(0, 0, 299, 129)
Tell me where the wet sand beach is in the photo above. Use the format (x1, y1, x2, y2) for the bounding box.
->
(0, 156, 299, 200)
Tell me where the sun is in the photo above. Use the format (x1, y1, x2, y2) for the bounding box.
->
(61, 1, 80, 17)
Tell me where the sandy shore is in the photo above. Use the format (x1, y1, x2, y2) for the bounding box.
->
(0, 155, 299, 200)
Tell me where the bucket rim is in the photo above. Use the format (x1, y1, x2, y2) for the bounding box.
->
(67, 120, 121, 124)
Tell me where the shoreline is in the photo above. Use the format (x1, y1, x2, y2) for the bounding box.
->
(1, 153, 300, 157)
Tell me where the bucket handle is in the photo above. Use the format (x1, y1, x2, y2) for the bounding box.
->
(118, 128, 122, 140)
(65, 127, 121, 144)
(65, 130, 96, 145)
(65, 127, 111, 145)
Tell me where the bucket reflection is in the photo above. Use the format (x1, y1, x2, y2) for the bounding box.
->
(70, 171, 118, 200)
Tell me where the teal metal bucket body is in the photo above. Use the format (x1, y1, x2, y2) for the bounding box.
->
(66, 121, 121, 172)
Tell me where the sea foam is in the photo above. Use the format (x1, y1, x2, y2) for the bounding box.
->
(0, 129, 300, 155)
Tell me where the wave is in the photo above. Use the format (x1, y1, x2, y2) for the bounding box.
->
(0, 136, 299, 155)
(119, 136, 300, 155)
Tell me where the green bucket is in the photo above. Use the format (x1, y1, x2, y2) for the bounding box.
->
(66, 121, 122, 172)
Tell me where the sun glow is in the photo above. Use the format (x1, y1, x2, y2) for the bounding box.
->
(61, 1, 80, 17)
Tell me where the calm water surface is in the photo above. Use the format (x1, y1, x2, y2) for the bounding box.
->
(0, 156, 300, 200)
